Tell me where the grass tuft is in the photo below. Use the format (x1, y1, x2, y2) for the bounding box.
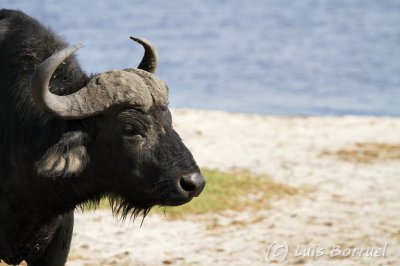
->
(321, 142, 400, 163)
(156, 169, 299, 218)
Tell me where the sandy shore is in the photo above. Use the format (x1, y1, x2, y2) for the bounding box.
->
(8, 109, 400, 266)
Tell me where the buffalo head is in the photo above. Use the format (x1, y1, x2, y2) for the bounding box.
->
(31, 37, 205, 215)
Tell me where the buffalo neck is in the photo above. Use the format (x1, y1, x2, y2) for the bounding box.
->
(32, 171, 107, 218)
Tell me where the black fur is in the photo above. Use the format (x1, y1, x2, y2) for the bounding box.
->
(0, 9, 202, 265)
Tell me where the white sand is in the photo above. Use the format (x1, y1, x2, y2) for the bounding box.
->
(63, 110, 399, 265)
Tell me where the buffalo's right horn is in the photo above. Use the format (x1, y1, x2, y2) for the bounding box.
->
(130, 36, 158, 74)
(31, 38, 161, 120)
(31, 44, 151, 120)
(30, 44, 98, 119)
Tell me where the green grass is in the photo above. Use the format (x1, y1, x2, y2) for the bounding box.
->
(96, 169, 300, 219)
(156, 169, 299, 218)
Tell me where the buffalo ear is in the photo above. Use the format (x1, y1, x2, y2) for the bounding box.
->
(36, 131, 89, 178)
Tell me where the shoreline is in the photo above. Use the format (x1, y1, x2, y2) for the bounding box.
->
(171, 107, 400, 119)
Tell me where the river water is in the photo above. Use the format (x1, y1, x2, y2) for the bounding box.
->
(3, 0, 400, 116)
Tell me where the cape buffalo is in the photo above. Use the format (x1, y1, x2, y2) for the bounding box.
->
(0, 9, 205, 265)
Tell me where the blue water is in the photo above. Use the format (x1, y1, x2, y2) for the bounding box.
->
(2, 0, 400, 116)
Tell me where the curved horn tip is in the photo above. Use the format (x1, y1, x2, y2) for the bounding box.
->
(130, 36, 147, 45)
(129, 36, 140, 41)
(129, 36, 158, 74)
(74, 43, 85, 49)
(71, 43, 85, 51)
(57, 43, 84, 58)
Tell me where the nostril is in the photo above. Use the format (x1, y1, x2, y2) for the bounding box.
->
(179, 173, 206, 196)
(180, 177, 196, 192)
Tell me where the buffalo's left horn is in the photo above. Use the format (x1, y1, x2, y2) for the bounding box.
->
(130, 36, 158, 74)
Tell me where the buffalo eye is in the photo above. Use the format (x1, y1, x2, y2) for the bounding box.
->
(118, 109, 150, 137)
(121, 124, 146, 137)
